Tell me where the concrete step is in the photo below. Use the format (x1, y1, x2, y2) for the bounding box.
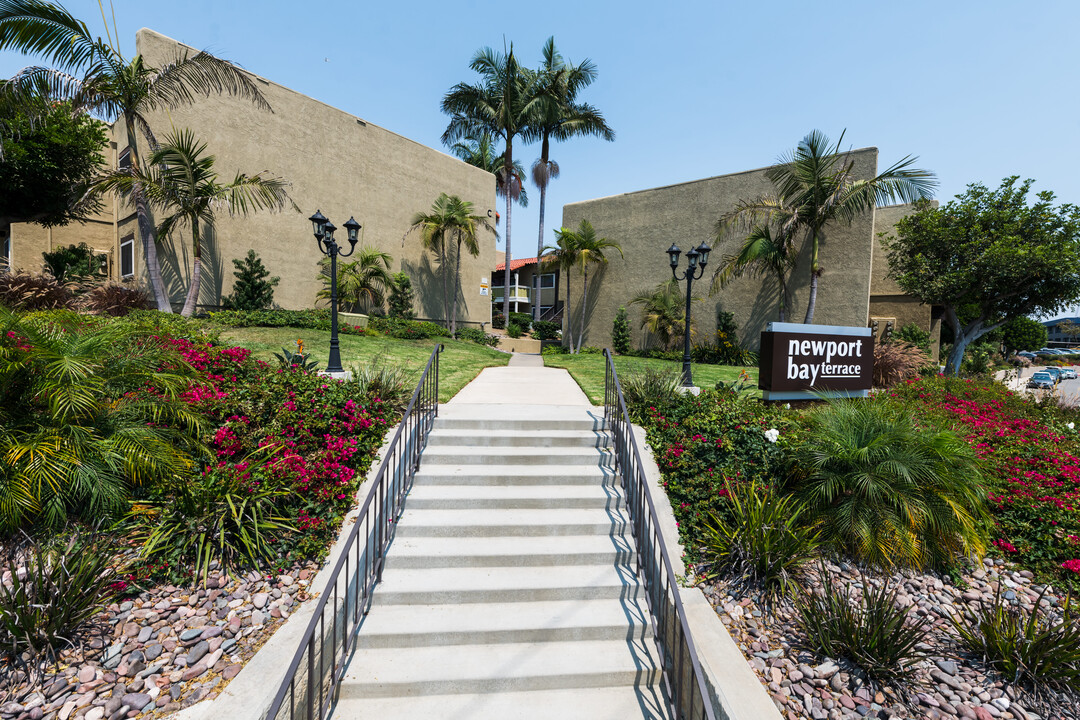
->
(413, 465, 617, 486)
(372, 564, 643, 605)
(405, 484, 626, 510)
(331, 686, 672, 720)
(393, 508, 631, 537)
(358, 598, 652, 648)
(385, 534, 635, 569)
(420, 446, 613, 467)
(427, 428, 611, 449)
(338, 639, 662, 697)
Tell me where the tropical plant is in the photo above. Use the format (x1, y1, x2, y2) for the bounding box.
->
(350, 355, 417, 413)
(0, 0, 274, 311)
(222, 249, 279, 311)
(701, 482, 821, 605)
(506, 321, 523, 338)
(618, 365, 681, 422)
(0, 269, 72, 310)
(96, 128, 292, 317)
(795, 575, 927, 689)
(273, 345, 318, 372)
(41, 241, 102, 282)
(82, 282, 150, 316)
(386, 271, 416, 320)
(409, 193, 493, 332)
(630, 280, 695, 351)
(448, 131, 528, 208)
(442, 45, 544, 324)
(529, 37, 613, 319)
(712, 221, 797, 322)
(949, 585, 1080, 709)
(541, 227, 580, 351)
(0, 308, 206, 530)
(317, 246, 393, 314)
(611, 306, 630, 354)
(0, 528, 120, 671)
(567, 219, 621, 351)
(723, 130, 936, 323)
(788, 399, 989, 569)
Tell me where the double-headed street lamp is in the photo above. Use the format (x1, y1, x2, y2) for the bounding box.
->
(668, 241, 712, 388)
(310, 209, 361, 375)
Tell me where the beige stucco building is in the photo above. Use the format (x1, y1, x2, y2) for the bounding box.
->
(559, 148, 938, 356)
(4, 29, 497, 325)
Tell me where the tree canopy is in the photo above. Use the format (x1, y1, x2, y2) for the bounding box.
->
(885, 177, 1080, 373)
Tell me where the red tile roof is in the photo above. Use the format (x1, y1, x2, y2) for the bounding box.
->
(495, 257, 539, 272)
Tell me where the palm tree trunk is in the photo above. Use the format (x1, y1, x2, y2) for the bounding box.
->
(803, 230, 820, 324)
(778, 273, 788, 322)
(451, 235, 462, 335)
(440, 243, 450, 328)
(502, 143, 513, 326)
(565, 269, 574, 353)
(126, 121, 170, 312)
(180, 223, 202, 317)
(534, 136, 551, 323)
(578, 269, 588, 351)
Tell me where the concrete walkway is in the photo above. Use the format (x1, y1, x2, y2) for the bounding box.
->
(333, 355, 671, 719)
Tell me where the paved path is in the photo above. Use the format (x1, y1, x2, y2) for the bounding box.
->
(333, 355, 671, 719)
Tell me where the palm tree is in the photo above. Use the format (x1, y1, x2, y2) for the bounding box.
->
(449, 131, 529, 209)
(724, 130, 937, 323)
(567, 220, 621, 350)
(541, 228, 581, 353)
(442, 45, 544, 325)
(530, 38, 613, 320)
(316, 246, 394, 314)
(96, 129, 292, 317)
(712, 202, 799, 322)
(0, 0, 272, 312)
(409, 193, 493, 332)
(630, 280, 696, 351)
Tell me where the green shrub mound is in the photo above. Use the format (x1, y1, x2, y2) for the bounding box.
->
(367, 316, 451, 340)
(455, 326, 499, 347)
(506, 321, 524, 339)
(532, 320, 561, 341)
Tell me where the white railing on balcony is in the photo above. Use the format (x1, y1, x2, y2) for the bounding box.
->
(491, 285, 531, 302)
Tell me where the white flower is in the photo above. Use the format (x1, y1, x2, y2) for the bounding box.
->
(1069, 422, 1075, 431)
(764, 428, 780, 443)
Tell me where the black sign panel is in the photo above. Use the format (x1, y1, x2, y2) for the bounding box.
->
(759, 330, 874, 392)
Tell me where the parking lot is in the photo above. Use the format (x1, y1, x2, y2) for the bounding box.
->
(999, 364, 1080, 402)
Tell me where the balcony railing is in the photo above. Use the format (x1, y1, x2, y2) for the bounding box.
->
(491, 284, 531, 302)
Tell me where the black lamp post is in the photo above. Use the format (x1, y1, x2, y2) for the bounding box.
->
(310, 210, 360, 374)
(668, 241, 712, 388)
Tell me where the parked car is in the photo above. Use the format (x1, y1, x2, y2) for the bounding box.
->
(1017, 351, 1038, 359)
(1062, 368, 1078, 379)
(1028, 371, 1055, 389)
(1042, 367, 1063, 384)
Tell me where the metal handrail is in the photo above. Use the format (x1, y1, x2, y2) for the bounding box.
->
(603, 349, 716, 720)
(265, 344, 443, 720)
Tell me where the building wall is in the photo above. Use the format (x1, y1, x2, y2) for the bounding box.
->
(113, 29, 496, 323)
(560, 148, 879, 350)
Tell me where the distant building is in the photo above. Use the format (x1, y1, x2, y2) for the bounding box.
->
(492, 253, 561, 320)
(1043, 317, 1080, 345)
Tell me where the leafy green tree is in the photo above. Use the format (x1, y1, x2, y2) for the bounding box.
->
(0, 0, 272, 312)
(442, 45, 544, 324)
(885, 177, 1080, 374)
(529, 38, 613, 319)
(722, 130, 936, 323)
(1001, 316, 1048, 355)
(0, 97, 106, 228)
(541, 227, 580, 352)
(630, 280, 695, 351)
(448, 131, 528, 208)
(317, 246, 393, 314)
(570, 220, 621, 351)
(222, 250, 278, 311)
(387, 271, 415, 320)
(97, 129, 292, 317)
(611, 306, 630, 354)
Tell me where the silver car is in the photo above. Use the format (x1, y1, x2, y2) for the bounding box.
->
(1028, 372, 1055, 389)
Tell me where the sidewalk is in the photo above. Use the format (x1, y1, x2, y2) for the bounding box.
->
(448, 353, 591, 406)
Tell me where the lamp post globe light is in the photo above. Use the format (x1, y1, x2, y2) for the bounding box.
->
(668, 241, 711, 389)
(310, 210, 360, 376)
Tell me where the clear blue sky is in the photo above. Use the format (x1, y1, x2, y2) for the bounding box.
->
(4, 1, 1080, 316)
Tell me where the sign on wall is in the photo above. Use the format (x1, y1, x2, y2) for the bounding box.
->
(758, 322, 874, 401)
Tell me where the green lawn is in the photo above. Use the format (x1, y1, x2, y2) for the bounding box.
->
(542, 353, 757, 404)
(217, 327, 509, 402)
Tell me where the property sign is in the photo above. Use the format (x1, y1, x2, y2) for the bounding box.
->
(480, 278, 489, 296)
(758, 322, 873, 401)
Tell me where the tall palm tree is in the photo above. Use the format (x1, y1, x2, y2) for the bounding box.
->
(724, 130, 937, 323)
(530, 37, 614, 320)
(541, 229, 580, 353)
(0, 0, 272, 312)
(442, 45, 544, 324)
(568, 220, 621, 350)
(712, 200, 799, 322)
(96, 129, 292, 317)
(316, 247, 394, 314)
(409, 193, 493, 332)
(449, 131, 529, 209)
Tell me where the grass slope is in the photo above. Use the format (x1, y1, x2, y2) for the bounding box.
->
(218, 327, 509, 402)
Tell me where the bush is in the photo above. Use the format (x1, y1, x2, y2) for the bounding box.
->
(509, 312, 532, 330)
(387, 272, 416, 320)
(209, 308, 366, 335)
(351, 357, 417, 413)
(506, 321, 524, 338)
(82, 283, 151, 316)
(491, 312, 505, 330)
(701, 482, 820, 604)
(620, 365, 682, 424)
(0, 271, 73, 311)
(795, 576, 926, 689)
(0, 529, 120, 669)
(118, 309, 219, 344)
(873, 340, 931, 387)
(689, 310, 757, 366)
(541, 343, 568, 356)
(455, 326, 499, 347)
(221, 250, 278, 311)
(1002, 316, 1048, 356)
(788, 399, 989, 569)
(893, 322, 932, 351)
(41, 242, 103, 283)
(532, 320, 561, 342)
(949, 585, 1080, 709)
(274, 345, 319, 372)
(611, 306, 630, 354)
(961, 341, 996, 376)
(367, 316, 451, 340)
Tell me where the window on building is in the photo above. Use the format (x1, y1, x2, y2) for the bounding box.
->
(539, 273, 556, 288)
(120, 236, 134, 278)
(119, 148, 131, 170)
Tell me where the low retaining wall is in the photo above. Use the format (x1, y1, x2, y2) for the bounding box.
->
(496, 336, 541, 353)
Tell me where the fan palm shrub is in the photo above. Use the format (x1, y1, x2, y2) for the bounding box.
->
(630, 280, 697, 351)
(317, 246, 394, 314)
(0, 308, 206, 530)
(787, 399, 989, 569)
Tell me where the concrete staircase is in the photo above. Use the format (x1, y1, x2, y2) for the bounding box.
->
(335, 403, 672, 719)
